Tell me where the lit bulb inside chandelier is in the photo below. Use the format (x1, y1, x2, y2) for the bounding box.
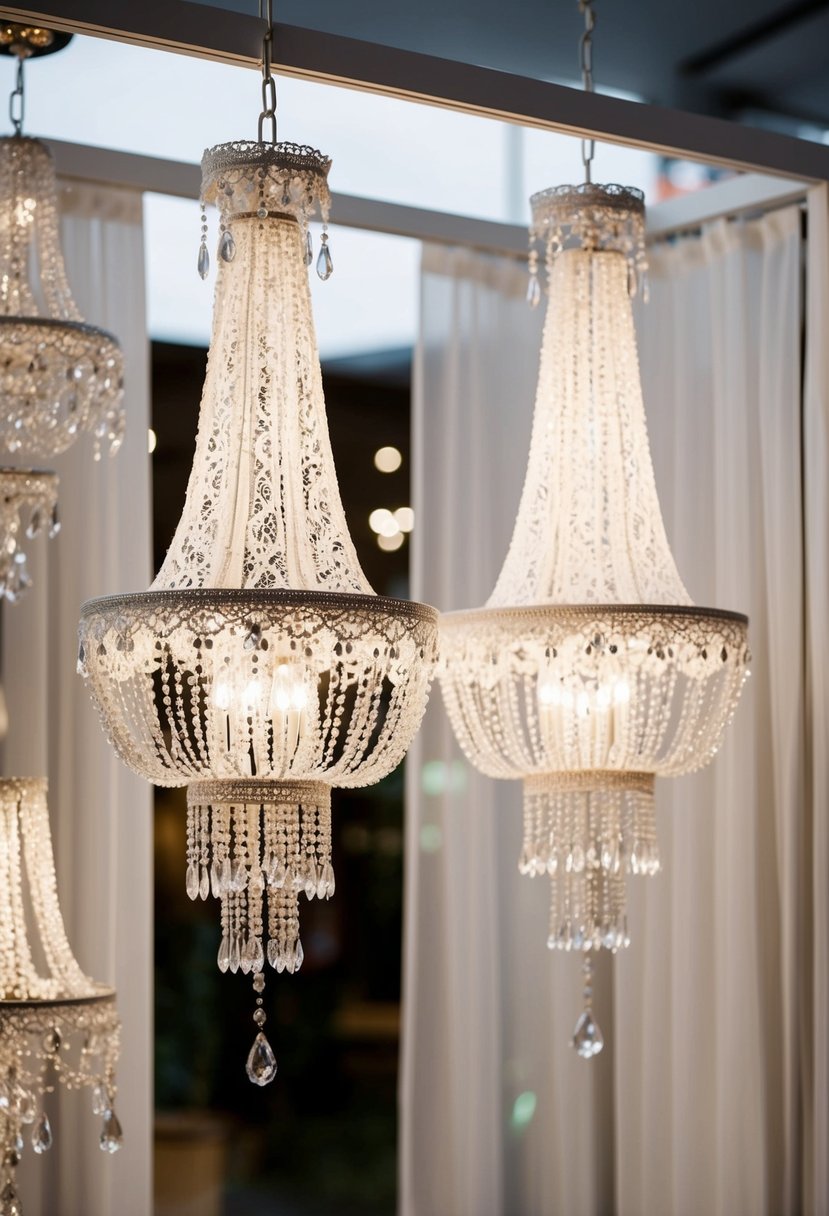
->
(78, 13, 439, 1084)
(439, 186, 750, 1053)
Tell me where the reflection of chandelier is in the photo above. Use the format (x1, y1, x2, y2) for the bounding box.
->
(0, 779, 122, 1213)
(79, 5, 438, 1085)
(0, 42, 124, 460)
(439, 179, 749, 1054)
(0, 468, 58, 600)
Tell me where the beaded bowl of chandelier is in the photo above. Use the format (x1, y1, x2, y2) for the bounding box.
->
(0, 135, 124, 459)
(439, 183, 750, 1049)
(0, 778, 122, 1212)
(79, 138, 439, 1080)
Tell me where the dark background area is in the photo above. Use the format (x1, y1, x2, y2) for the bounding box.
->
(151, 341, 413, 1215)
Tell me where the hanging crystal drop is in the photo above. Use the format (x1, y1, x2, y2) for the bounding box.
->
(91, 1083, 108, 1116)
(304, 229, 313, 266)
(219, 228, 236, 263)
(99, 1108, 123, 1154)
(13, 1087, 35, 1124)
(198, 242, 210, 280)
(316, 234, 333, 281)
(185, 861, 199, 900)
(31, 1112, 52, 1154)
(572, 1008, 604, 1058)
(527, 273, 541, 308)
(246, 1031, 277, 1086)
(199, 865, 210, 900)
(217, 933, 230, 972)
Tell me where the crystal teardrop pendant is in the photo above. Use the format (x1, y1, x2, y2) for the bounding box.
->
(572, 1008, 604, 1059)
(31, 1112, 52, 1154)
(304, 229, 313, 266)
(246, 1031, 277, 1086)
(526, 273, 541, 308)
(197, 241, 210, 280)
(316, 237, 333, 281)
(185, 861, 199, 900)
(218, 228, 236, 263)
(99, 1108, 123, 1154)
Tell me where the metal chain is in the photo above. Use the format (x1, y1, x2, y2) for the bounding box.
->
(9, 56, 24, 137)
(258, 0, 277, 144)
(578, 0, 595, 183)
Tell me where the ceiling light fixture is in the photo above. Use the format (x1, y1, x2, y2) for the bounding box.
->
(78, 2, 438, 1085)
(0, 37, 124, 460)
(439, 0, 749, 1057)
(0, 779, 122, 1214)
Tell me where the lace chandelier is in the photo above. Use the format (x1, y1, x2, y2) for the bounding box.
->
(79, 3, 438, 1085)
(0, 779, 122, 1216)
(439, 3, 749, 1058)
(0, 32, 124, 460)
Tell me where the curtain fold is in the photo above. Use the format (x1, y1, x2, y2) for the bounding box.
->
(1, 181, 153, 1216)
(404, 203, 826, 1216)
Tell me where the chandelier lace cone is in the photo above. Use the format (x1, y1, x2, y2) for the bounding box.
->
(438, 185, 750, 1034)
(79, 141, 439, 1057)
(0, 780, 122, 1207)
(0, 468, 59, 601)
(0, 137, 124, 459)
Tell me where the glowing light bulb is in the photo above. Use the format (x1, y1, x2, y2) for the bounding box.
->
(213, 680, 231, 711)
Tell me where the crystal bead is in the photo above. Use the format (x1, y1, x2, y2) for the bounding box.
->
(91, 1083, 108, 1116)
(320, 862, 335, 898)
(199, 865, 210, 900)
(25, 508, 43, 539)
(293, 938, 304, 972)
(572, 1009, 604, 1059)
(185, 861, 199, 900)
(32, 1112, 52, 1154)
(219, 229, 236, 263)
(243, 623, 262, 651)
(197, 242, 210, 280)
(253, 1008, 266, 1026)
(316, 241, 333, 281)
(252, 973, 265, 993)
(99, 1108, 123, 1153)
(527, 274, 541, 308)
(304, 230, 313, 266)
(246, 1031, 277, 1086)
(1, 1180, 19, 1214)
(42, 1028, 60, 1054)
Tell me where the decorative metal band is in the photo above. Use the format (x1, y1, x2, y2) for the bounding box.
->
(0, 776, 47, 800)
(188, 778, 331, 808)
(0, 134, 53, 161)
(232, 209, 300, 224)
(81, 587, 440, 628)
(524, 771, 655, 795)
(0, 989, 116, 1012)
(442, 603, 749, 629)
(0, 314, 121, 351)
(202, 140, 331, 180)
(530, 182, 645, 225)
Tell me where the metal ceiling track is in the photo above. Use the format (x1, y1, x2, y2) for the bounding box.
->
(3, 1, 829, 182)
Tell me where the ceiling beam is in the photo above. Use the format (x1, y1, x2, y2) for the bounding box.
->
(3, 1, 829, 181)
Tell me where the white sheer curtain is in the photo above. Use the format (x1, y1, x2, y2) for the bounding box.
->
(1, 181, 153, 1215)
(403, 200, 828, 1215)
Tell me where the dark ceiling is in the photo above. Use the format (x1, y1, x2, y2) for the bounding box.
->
(196, 0, 829, 133)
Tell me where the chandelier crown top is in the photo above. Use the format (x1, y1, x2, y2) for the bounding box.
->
(530, 181, 646, 266)
(201, 139, 332, 226)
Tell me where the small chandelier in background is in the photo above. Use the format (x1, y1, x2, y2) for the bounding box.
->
(0, 779, 122, 1216)
(439, 2, 749, 1058)
(0, 30, 124, 460)
(79, 1, 439, 1087)
(0, 468, 58, 601)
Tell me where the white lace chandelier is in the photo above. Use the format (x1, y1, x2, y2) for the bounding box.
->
(79, 7, 438, 1085)
(0, 40, 124, 461)
(0, 779, 122, 1215)
(439, 7, 749, 1059)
